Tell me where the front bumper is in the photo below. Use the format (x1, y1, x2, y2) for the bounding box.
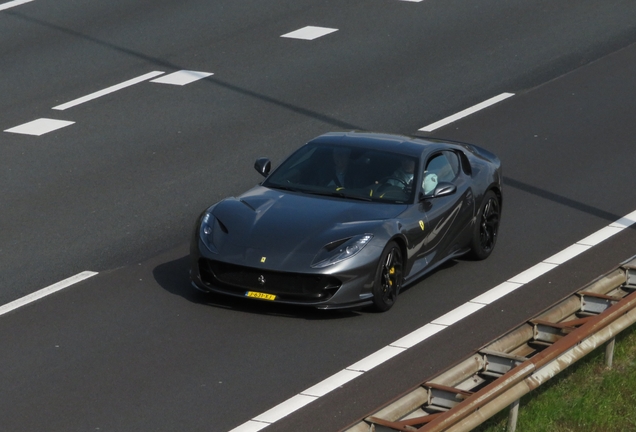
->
(190, 238, 378, 309)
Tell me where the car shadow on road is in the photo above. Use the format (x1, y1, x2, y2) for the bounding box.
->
(152, 255, 362, 320)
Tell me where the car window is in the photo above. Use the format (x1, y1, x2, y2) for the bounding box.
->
(264, 143, 418, 204)
(423, 151, 460, 194)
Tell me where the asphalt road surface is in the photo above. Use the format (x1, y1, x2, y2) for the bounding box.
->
(2, 1, 636, 431)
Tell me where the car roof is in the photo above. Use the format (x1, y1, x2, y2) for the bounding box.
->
(308, 131, 446, 157)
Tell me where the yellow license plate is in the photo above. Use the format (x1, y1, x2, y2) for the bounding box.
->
(246, 291, 276, 301)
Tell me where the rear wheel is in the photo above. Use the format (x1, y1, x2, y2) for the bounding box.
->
(469, 190, 500, 260)
(372, 241, 403, 312)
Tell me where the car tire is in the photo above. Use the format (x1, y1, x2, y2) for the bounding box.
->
(372, 241, 404, 312)
(468, 190, 500, 260)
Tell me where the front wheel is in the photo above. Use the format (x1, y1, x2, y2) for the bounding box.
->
(468, 190, 500, 260)
(372, 241, 404, 312)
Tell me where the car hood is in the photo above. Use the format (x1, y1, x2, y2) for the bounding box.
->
(208, 186, 405, 270)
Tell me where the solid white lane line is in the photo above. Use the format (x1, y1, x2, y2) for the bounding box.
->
(578, 226, 624, 246)
(470, 281, 524, 305)
(227, 208, 636, 432)
(228, 421, 268, 432)
(390, 323, 446, 349)
(611, 210, 636, 228)
(507, 262, 558, 284)
(253, 394, 317, 423)
(419, 93, 515, 132)
(0, 271, 97, 317)
(150, 70, 213, 86)
(301, 369, 363, 397)
(543, 244, 592, 265)
(346, 346, 406, 372)
(0, 0, 33, 11)
(430, 302, 487, 326)
(281, 26, 338, 40)
(4, 118, 75, 136)
(52, 71, 165, 111)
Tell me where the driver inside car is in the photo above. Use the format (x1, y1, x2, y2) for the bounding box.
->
(326, 147, 352, 188)
(386, 158, 415, 189)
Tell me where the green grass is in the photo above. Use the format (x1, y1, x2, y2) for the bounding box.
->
(474, 325, 636, 432)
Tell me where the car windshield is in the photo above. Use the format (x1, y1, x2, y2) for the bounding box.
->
(263, 143, 418, 203)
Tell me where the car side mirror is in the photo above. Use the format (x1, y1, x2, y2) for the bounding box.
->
(254, 157, 271, 177)
(433, 182, 457, 197)
(420, 182, 457, 200)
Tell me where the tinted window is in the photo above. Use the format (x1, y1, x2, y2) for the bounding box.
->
(423, 151, 460, 194)
(264, 143, 418, 203)
(425, 151, 459, 182)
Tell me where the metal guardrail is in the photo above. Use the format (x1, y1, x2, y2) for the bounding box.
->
(345, 254, 636, 432)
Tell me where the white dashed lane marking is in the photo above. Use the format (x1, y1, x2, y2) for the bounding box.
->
(150, 70, 213, 86)
(0, 271, 97, 317)
(52, 71, 165, 111)
(4, 70, 213, 136)
(281, 26, 338, 40)
(4, 118, 75, 136)
(0, 0, 34, 12)
(419, 92, 515, 132)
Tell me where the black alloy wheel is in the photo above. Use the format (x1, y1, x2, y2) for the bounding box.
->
(372, 241, 403, 312)
(469, 190, 500, 260)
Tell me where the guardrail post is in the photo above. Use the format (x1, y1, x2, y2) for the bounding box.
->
(605, 337, 616, 368)
(507, 398, 520, 432)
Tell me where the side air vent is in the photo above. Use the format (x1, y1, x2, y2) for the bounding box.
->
(216, 218, 229, 234)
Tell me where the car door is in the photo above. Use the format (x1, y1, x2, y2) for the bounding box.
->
(420, 150, 475, 265)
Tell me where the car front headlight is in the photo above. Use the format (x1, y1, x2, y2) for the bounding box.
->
(199, 212, 219, 253)
(311, 234, 373, 268)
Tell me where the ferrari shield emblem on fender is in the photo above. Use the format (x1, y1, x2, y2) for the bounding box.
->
(419, 220, 425, 231)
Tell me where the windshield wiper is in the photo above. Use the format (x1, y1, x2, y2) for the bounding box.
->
(268, 184, 302, 192)
(305, 190, 372, 201)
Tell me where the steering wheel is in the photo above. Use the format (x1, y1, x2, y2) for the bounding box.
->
(377, 176, 409, 188)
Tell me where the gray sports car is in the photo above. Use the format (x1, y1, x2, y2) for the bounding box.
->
(190, 132, 502, 311)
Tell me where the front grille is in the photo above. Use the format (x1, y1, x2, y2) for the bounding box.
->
(199, 258, 341, 302)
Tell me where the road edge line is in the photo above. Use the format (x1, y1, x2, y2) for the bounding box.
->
(227, 207, 636, 432)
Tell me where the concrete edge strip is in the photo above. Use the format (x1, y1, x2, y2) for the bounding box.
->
(0, 271, 98, 317)
(227, 208, 636, 431)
